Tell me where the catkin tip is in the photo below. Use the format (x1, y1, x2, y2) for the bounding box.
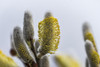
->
(45, 12, 52, 18)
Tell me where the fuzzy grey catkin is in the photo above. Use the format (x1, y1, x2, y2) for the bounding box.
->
(13, 27, 34, 63)
(82, 22, 92, 38)
(23, 11, 34, 49)
(39, 56, 49, 67)
(85, 40, 99, 67)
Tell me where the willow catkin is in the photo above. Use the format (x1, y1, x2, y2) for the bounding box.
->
(82, 22, 97, 52)
(54, 54, 80, 67)
(38, 12, 60, 56)
(85, 40, 99, 67)
(13, 27, 34, 63)
(23, 11, 34, 49)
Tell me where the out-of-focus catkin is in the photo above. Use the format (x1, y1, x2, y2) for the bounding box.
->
(38, 12, 60, 56)
(85, 40, 99, 67)
(0, 50, 18, 67)
(82, 22, 97, 52)
(54, 54, 80, 67)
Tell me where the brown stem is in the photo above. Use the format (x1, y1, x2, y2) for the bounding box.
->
(31, 61, 38, 67)
(17, 56, 37, 67)
(30, 38, 40, 67)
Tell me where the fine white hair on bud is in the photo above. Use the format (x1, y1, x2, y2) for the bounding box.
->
(24, 11, 33, 23)
(23, 11, 34, 49)
(13, 26, 35, 63)
(85, 40, 94, 52)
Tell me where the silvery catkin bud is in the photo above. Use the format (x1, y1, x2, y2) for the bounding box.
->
(82, 22, 97, 52)
(23, 11, 34, 49)
(35, 40, 40, 53)
(38, 12, 60, 56)
(39, 56, 49, 67)
(13, 27, 34, 63)
(85, 40, 99, 67)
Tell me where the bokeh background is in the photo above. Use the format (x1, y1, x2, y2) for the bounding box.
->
(0, 0, 100, 67)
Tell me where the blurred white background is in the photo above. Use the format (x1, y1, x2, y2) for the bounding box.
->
(0, 0, 100, 67)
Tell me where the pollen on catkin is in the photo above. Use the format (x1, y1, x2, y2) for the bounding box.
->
(84, 32, 97, 52)
(38, 15, 60, 55)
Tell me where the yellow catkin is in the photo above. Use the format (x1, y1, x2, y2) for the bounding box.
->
(85, 40, 99, 67)
(0, 50, 18, 67)
(84, 32, 97, 52)
(55, 55, 80, 67)
(38, 17, 60, 55)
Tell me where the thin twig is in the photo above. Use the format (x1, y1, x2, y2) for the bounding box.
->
(30, 38, 40, 67)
